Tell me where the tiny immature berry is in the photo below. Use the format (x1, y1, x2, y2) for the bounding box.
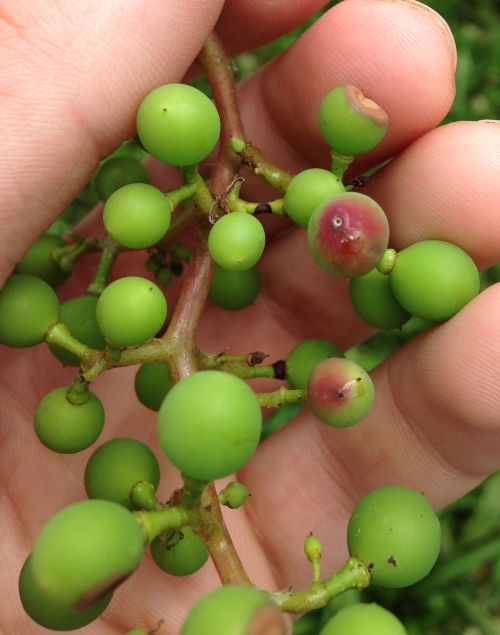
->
(219, 482, 249, 509)
(304, 533, 322, 563)
(318, 85, 388, 156)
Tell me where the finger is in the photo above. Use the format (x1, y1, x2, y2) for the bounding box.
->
(0, 0, 225, 283)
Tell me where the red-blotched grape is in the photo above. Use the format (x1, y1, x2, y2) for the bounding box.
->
(0, 274, 59, 348)
(389, 240, 480, 321)
(307, 192, 389, 277)
(30, 500, 145, 609)
(136, 84, 221, 166)
(319, 603, 407, 635)
(286, 338, 344, 390)
(35, 386, 105, 453)
(15, 233, 70, 287)
(347, 486, 441, 588)
(134, 361, 173, 411)
(95, 156, 149, 201)
(103, 183, 172, 249)
(150, 527, 209, 576)
(158, 371, 261, 481)
(284, 168, 345, 227)
(96, 276, 167, 346)
(318, 85, 388, 156)
(307, 357, 374, 428)
(208, 212, 265, 271)
(84, 438, 160, 509)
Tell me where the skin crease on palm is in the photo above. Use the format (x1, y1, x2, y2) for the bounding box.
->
(1, 0, 500, 632)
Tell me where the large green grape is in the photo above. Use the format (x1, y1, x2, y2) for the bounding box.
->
(35, 386, 105, 453)
(0, 274, 59, 347)
(208, 265, 260, 311)
(318, 85, 388, 156)
(350, 268, 411, 329)
(389, 240, 480, 321)
(286, 339, 344, 389)
(19, 556, 111, 631)
(319, 603, 407, 635)
(181, 585, 286, 635)
(150, 527, 209, 576)
(95, 156, 149, 201)
(134, 361, 173, 411)
(15, 233, 70, 287)
(307, 358, 374, 428)
(103, 183, 172, 249)
(284, 168, 345, 227)
(84, 438, 160, 509)
(208, 212, 266, 271)
(96, 276, 167, 346)
(49, 294, 105, 366)
(347, 486, 441, 588)
(158, 371, 262, 481)
(136, 83, 221, 166)
(31, 500, 145, 609)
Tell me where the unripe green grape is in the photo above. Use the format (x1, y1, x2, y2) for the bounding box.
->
(318, 85, 388, 156)
(135, 361, 173, 411)
(181, 585, 287, 635)
(84, 438, 160, 509)
(31, 500, 145, 609)
(389, 240, 480, 321)
(219, 482, 249, 509)
(95, 156, 149, 201)
(15, 233, 70, 287)
(208, 212, 265, 271)
(136, 83, 221, 166)
(347, 486, 441, 588)
(49, 294, 105, 366)
(488, 262, 500, 282)
(96, 276, 167, 346)
(307, 192, 389, 277)
(103, 183, 172, 249)
(319, 603, 407, 635)
(307, 358, 374, 428)
(350, 268, 411, 329)
(0, 274, 59, 348)
(19, 556, 112, 631)
(35, 386, 105, 453)
(284, 168, 345, 227)
(208, 265, 260, 310)
(286, 339, 344, 390)
(158, 371, 262, 481)
(150, 527, 209, 576)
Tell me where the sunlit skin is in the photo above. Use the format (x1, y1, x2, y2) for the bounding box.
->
(1, 1, 500, 633)
(307, 192, 389, 277)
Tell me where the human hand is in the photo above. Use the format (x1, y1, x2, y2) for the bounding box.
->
(1, 0, 499, 633)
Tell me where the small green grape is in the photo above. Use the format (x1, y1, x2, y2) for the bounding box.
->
(96, 276, 167, 346)
(218, 482, 249, 509)
(84, 438, 160, 509)
(136, 83, 221, 166)
(150, 527, 209, 576)
(350, 268, 411, 329)
(488, 262, 500, 282)
(307, 358, 374, 428)
(134, 361, 173, 411)
(181, 585, 286, 635)
(347, 486, 441, 588)
(35, 386, 105, 453)
(19, 556, 111, 631)
(49, 294, 105, 366)
(15, 233, 70, 287)
(319, 603, 407, 635)
(103, 183, 172, 249)
(208, 265, 260, 310)
(389, 240, 480, 321)
(286, 339, 344, 390)
(95, 156, 149, 201)
(208, 212, 265, 271)
(0, 274, 59, 348)
(31, 500, 145, 609)
(158, 371, 262, 481)
(318, 85, 388, 156)
(284, 169, 345, 227)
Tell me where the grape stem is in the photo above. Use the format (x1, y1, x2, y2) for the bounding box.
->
(257, 387, 306, 408)
(231, 139, 292, 193)
(330, 150, 354, 181)
(86, 236, 120, 296)
(269, 557, 371, 614)
(45, 322, 91, 360)
(227, 197, 285, 216)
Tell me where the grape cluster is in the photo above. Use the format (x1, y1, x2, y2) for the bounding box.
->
(0, 34, 489, 635)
